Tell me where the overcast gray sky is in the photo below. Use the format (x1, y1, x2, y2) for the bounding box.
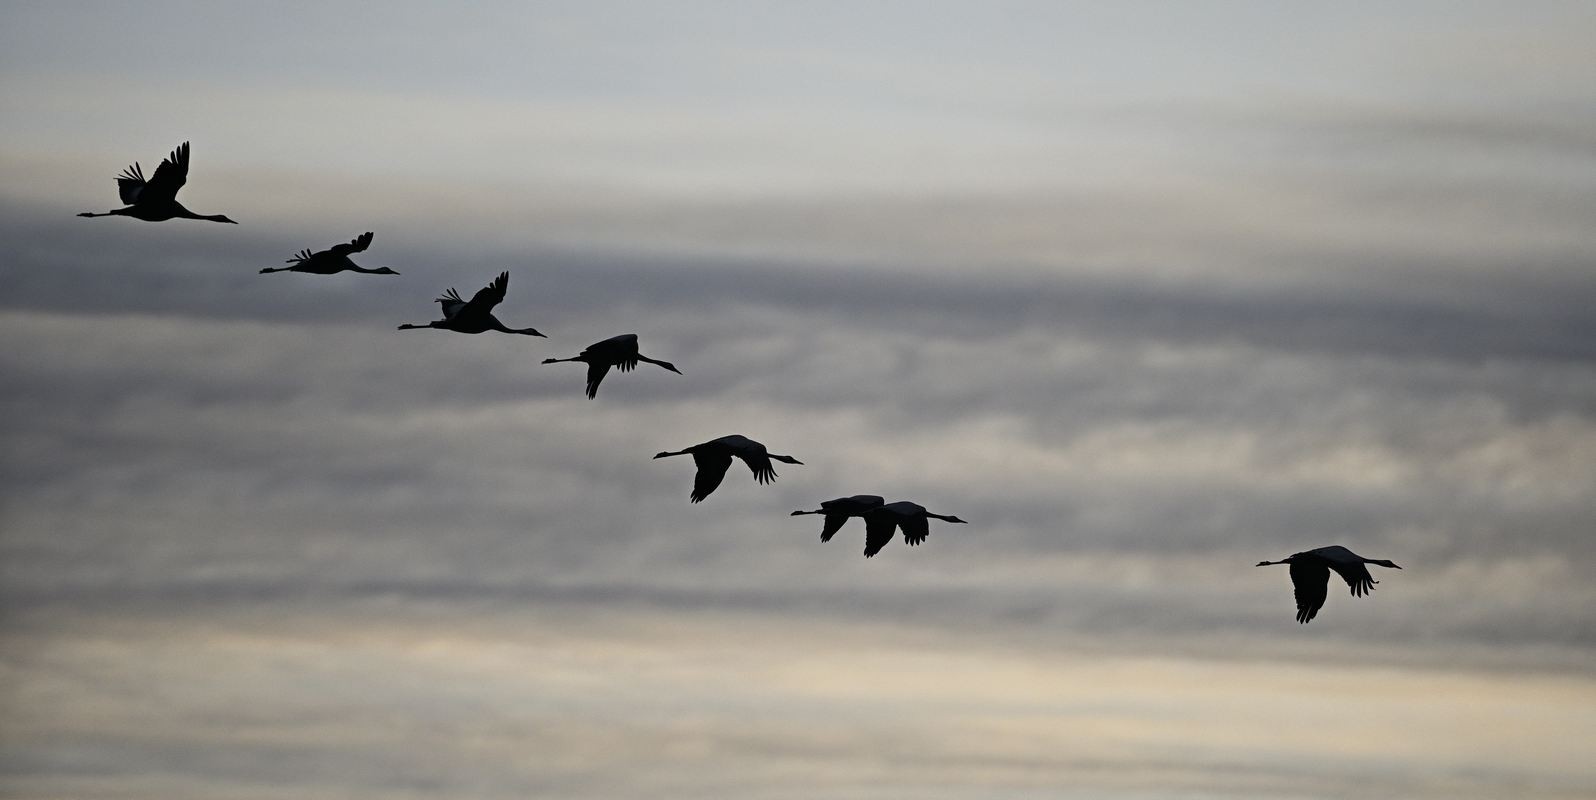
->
(3, 2, 1595, 798)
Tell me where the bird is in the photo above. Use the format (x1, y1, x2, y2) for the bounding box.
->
(542, 334, 680, 399)
(78, 142, 237, 224)
(652, 435, 803, 503)
(396, 271, 545, 336)
(1256, 545, 1402, 623)
(792, 495, 885, 542)
(260, 232, 397, 275)
(860, 501, 967, 558)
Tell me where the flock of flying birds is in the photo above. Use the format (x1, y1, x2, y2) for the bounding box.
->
(78, 141, 1403, 624)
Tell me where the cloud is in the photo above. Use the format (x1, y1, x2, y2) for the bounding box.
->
(4, 273, 1594, 660)
(4, 5, 1596, 797)
(4, 606, 1594, 800)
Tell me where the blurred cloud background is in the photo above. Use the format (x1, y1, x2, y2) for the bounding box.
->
(3, 2, 1595, 798)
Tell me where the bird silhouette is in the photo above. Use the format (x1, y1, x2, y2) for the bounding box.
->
(260, 232, 397, 275)
(792, 495, 885, 542)
(542, 334, 680, 398)
(78, 142, 237, 224)
(1256, 545, 1402, 623)
(653, 434, 803, 503)
(861, 501, 967, 558)
(397, 271, 545, 336)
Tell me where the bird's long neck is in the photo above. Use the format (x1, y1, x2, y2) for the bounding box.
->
(541, 355, 583, 364)
(174, 203, 233, 223)
(350, 265, 393, 274)
(397, 321, 441, 330)
(260, 266, 293, 273)
(792, 509, 823, 516)
(78, 208, 130, 218)
(1255, 558, 1291, 566)
(655, 449, 691, 458)
(493, 320, 543, 336)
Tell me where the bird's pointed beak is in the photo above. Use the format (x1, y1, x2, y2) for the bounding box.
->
(789, 510, 804, 516)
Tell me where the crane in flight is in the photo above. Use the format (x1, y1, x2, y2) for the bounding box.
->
(78, 142, 237, 224)
(261, 232, 398, 275)
(792, 495, 885, 543)
(653, 435, 802, 503)
(1256, 545, 1402, 623)
(397, 272, 545, 336)
(542, 334, 680, 398)
(861, 501, 966, 558)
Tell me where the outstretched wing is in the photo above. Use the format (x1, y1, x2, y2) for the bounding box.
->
(436, 288, 467, 319)
(462, 271, 509, 317)
(328, 231, 374, 257)
(116, 162, 146, 205)
(819, 514, 851, 543)
(862, 513, 898, 558)
(1289, 560, 1330, 624)
(1327, 561, 1377, 598)
(585, 361, 612, 399)
(582, 334, 640, 371)
(139, 142, 190, 206)
(736, 449, 778, 485)
(689, 450, 733, 503)
(900, 514, 930, 547)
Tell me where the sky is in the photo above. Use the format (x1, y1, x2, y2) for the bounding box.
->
(2, 1, 1595, 798)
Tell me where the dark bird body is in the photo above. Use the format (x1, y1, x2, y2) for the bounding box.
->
(792, 495, 885, 542)
(78, 142, 237, 223)
(261, 232, 397, 275)
(542, 334, 680, 398)
(1256, 545, 1402, 623)
(397, 272, 544, 336)
(653, 434, 803, 503)
(861, 501, 966, 558)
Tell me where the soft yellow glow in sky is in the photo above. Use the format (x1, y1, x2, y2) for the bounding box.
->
(6, 607, 1593, 799)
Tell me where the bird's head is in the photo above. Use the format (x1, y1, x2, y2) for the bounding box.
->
(212, 214, 239, 224)
(659, 360, 683, 375)
(1373, 559, 1402, 569)
(772, 455, 804, 465)
(1254, 561, 1273, 567)
(652, 451, 673, 459)
(947, 516, 968, 524)
(516, 327, 547, 337)
(374, 267, 400, 275)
